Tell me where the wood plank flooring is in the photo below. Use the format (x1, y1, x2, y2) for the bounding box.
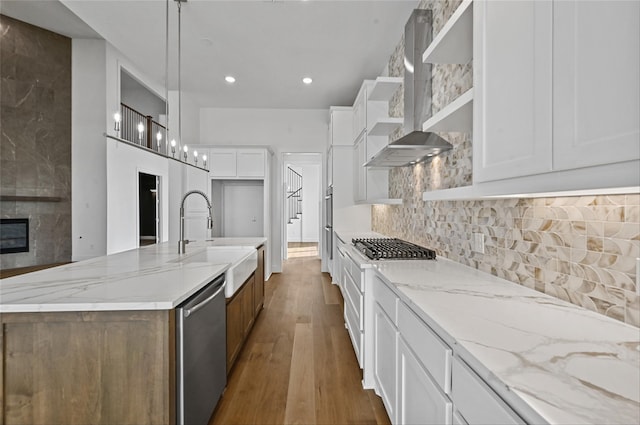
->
(210, 256, 390, 425)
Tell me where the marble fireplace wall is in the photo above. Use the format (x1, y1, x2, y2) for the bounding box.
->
(0, 14, 72, 269)
(371, 1, 640, 327)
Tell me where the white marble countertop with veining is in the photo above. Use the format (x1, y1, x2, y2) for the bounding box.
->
(334, 230, 639, 424)
(375, 258, 640, 425)
(0, 238, 266, 313)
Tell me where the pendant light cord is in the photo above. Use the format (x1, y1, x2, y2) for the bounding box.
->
(164, 0, 169, 152)
(177, 0, 182, 150)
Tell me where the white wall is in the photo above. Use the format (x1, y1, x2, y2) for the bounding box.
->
(73, 37, 197, 260)
(106, 139, 170, 254)
(200, 108, 328, 152)
(72, 39, 108, 262)
(197, 108, 328, 273)
(168, 90, 201, 152)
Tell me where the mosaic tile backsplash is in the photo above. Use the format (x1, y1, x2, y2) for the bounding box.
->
(372, 1, 640, 327)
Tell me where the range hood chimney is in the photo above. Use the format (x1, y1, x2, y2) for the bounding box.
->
(365, 9, 452, 168)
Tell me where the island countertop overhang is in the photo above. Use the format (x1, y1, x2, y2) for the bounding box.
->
(0, 238, 267, 313)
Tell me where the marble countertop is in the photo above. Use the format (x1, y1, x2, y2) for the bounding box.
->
(334, 230, 639, 424)
(0, 238, 266, 313)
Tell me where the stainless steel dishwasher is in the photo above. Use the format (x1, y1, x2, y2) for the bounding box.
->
(176, 274, 226, 425)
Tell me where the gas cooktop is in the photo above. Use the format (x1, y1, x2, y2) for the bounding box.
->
(352, 238, 436, 260)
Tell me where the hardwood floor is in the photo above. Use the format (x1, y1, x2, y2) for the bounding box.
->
(287, 242, 319, 258)
(210, 256, 390, 425)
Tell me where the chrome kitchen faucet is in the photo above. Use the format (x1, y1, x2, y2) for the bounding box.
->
(179, 190, 213, 254)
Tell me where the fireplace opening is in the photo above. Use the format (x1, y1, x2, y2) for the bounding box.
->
(0, 218, 29, 254)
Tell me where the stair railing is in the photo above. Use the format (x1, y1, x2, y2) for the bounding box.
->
(286, 166, 303, 224)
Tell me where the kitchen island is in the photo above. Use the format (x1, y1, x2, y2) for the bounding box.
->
(334, 230, 640, 425)
(0, 238, 266, 425)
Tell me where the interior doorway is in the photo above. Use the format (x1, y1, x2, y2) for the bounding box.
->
(282, 153, 322, 260)
(139, 172, 160, 246)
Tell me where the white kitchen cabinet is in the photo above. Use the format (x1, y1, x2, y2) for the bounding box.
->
(398, 337, 453, 425)
(331, 106, 354, 146)
(354, 134, 367, 202)
(451, 356, 524, 425)
(328, 107, 354, 187)
(350, 80, 402, 205)
(373, 280, 398, 423)
(353, 132, 401, 205)
(473, 0, 553, 182)
(342, 249, 364, 367)
(236, 150, 265, 177)
(453, 410, 468, 425)
(210, 148, 237, 178)
(352, 83, 367, 142)
(552, 0, 640, 171)
(210, 148, 266, 179)
(473, 0, 639, 186)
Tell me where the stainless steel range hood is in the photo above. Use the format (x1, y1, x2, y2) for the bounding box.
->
(365, 9, 452, 168)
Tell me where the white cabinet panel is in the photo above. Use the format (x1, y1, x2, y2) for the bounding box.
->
(398, 302, 452, 394)
(210, 149, 237, 178)
(374, 302, 398, 424)
(451, 356, 524, 425)
(352, 84, 367, 142)
(210, 148, 265, 179)
(331, 107, 354, 146)
(354, 134, 367, 202)
(473, 0, 553, 182)
(398, 337, 453, 425)
(236, 149, 265, 177)
(345, 297, 363, 367)
(552, 0, 640, 170)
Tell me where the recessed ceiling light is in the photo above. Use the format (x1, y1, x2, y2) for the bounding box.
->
(225, 76, 236, 83)
(302, 77, 313, 85)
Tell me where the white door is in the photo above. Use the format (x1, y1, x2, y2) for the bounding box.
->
(552, 0, 640, 170)
(473, 0, 553, 182)
(223, 182, 264, 237)
(374, 302, 397, 423)
(397, 337, 453, 425)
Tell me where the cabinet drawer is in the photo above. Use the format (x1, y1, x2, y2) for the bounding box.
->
(398, 302, 452, 394)
(345, 299, 363, 367)
(346, 253, 363, 292)
(372, 274, 397, 324)
(452, 357, 524, 425)
(343, 271, 363, 330)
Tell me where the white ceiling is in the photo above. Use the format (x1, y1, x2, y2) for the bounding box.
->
(2, 0, 418, 110)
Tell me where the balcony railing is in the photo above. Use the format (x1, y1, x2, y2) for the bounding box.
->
(120, 103, 166, 155)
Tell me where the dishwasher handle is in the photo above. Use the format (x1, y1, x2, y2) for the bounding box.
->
(183, 280, 226, 318)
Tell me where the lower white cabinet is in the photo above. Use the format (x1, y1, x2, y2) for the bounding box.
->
(453, 409, 468, 425)
(342, 250, 364, 367)
(373, 302, 397, 423)
(397, 337, 453, 425)
(451, 356, 524, 425)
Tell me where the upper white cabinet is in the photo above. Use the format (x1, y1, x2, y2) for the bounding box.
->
(351, 79, 402, 205)
(209, 148, 237, 177)
(209, 148, 266, 179)
(330, 106, 354, 147)
(352, 83, 367, 141)
(473, 0, 639, 185)
(552, 0, 640, 171)
(473, 0, 553, 182)
(329, 107, 353, 187)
